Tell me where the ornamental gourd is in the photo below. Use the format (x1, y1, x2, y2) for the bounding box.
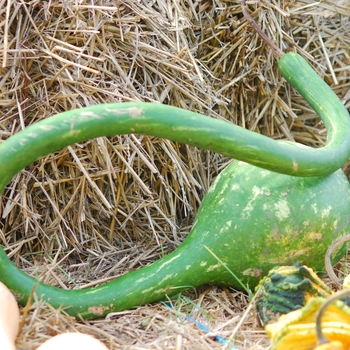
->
(266, 288, 350, 350)
(0, 2, 350, 320)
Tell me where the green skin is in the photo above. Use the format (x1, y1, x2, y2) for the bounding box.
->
(0, 52, 350, 319)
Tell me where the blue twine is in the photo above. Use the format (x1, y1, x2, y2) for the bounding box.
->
(165, 303, 238, 350)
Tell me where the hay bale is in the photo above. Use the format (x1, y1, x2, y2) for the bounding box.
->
(0, 1, 349, 348)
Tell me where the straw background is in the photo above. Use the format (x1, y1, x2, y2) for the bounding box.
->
(1, 0, 350, 349)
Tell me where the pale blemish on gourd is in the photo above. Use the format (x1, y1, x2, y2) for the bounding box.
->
(39, 125, 58, 131)
(218, 182, 229, 196)
(128, 107, 143, 118)
(105, 107, 143, 118)
(292, 159, 298, 172)
(333, 219, 338, 230)
(241, 186, 268, 219)
(62, 129, 82, 138)
(274, 199, 290, 221)
(85, 284, 109, 294)
(311, 203, 318, 214)
(186, 265, 191, 270)
(219, 220, 232, 234)
(252, 186, 263, 197)
(266, 248, 312, 264)
(88, 305, 109, 316)
(80, 111, 102, 119)
(200, 261, 207, 267)
(206, 263, 220, 272)
(207, 173, 222, 194)
(218, 197, 225, 205)
(242, 268, 263, 277)
(321, 206, 331, 218)
(156, 254, 181, 273)
(153, 287, 171, 296)
(307, 231, 323, 241)
(157, 274, 175, 286)
(141, 286, 154, 294)
(241, 201, 254, 219)
(201, 231, 210, 237)
(231, 184, 239, 191)
(134, 274, 156, 285)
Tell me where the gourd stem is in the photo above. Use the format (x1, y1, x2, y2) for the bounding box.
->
(0, 103, 349, 184)
(0, 235, 233, 319)
(324, 234, 350, 287)
(315, 288, 350, 345)
(241, 0, 284, 58)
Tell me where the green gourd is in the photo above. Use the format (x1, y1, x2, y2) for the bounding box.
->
(1, 5, 350, 319)
(2, 157, 350, 319)
(0, 51, 350, 319)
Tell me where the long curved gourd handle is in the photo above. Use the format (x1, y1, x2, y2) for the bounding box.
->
(0, 53, 349, 185)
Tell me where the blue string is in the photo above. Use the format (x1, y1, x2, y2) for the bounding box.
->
(165, 303, 238, 350)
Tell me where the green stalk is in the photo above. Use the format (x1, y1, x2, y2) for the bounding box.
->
(0, 231, 222, 319)
(0, 100, 349, 185)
